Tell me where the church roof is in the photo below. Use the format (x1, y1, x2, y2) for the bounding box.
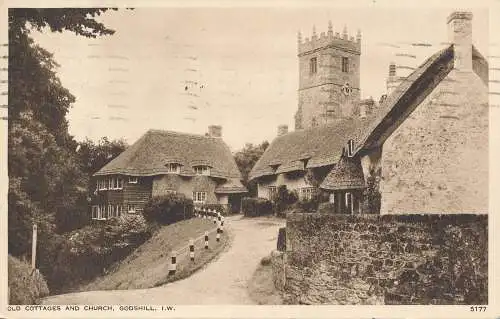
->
(320, 154, 366, 190)
(94, 129, 243, 181)
(248, 117, 373, 181)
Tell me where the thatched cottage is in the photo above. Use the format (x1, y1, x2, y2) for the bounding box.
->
(250, 11, 488, 214)
(91, 126, 247, 220)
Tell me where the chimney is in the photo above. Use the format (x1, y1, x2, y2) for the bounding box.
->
(277, 125, 288, 137)
(447, 11, 473, 71)
(386, 61, 403, 95)
(208, 125, 222, 138)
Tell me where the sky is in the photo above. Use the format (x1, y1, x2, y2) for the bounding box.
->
(29, 6, 490, 151)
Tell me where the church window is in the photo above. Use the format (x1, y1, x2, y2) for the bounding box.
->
(310, 57, 317, 74)
(342, 57, 349, 73)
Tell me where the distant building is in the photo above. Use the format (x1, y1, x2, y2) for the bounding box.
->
(91, 126, 247, 220)
(295, 22, 362, 130)
(251, 11, 488, 214)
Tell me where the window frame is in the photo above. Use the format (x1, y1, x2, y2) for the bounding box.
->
(268, 186, 277, 201)
(128, 176, 138, 184)
(165, 163, 181, 174)
(193, 165, 210, 176)
(347, 139, 354, 157)
(310, 57, 318, 74)
(300, 187, 316, 201)
(192, 191, 207, 204)
(342, 57, 349, 73)
(345, 192, 353, 214)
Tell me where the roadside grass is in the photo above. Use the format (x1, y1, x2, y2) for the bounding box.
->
(247, 255, 283, 305)
(79, 218, 229, 291)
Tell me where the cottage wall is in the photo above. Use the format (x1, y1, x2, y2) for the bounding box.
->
(257, 172, 314, 199)
(152, 174, 219, 204)
(379, 69, 488, 214)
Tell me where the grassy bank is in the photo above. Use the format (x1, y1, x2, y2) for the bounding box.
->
(79, 218, 229, 291)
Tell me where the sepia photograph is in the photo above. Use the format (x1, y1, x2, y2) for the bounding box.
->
(1, 1, 496, 317)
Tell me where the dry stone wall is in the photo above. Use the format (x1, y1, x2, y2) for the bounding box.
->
(282, 213, 487, 305)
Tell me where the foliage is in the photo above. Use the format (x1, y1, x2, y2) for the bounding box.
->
(7, 7, 122, 289)
(291, 190, 329, 213)
(317, 202, 336, 214)
(46, 214, 151, 293)
(142, 193, 195, 225)
(77, 137, 127, 177)
(195, 203, 227, 216)
(234, 141, 269, 196)
(242, 197, 273, 217)
(362, 167, 381, 214)
(8, 255, 50, 305)
(273, 186, 298, 217)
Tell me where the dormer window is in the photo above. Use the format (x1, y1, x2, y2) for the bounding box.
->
(194, 165, 210, 176)
(347, 139, 354, 157)
(165, 163, 181, 174)
(128, 176, 138, 184)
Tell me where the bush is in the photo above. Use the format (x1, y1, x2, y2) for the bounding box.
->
(274, 186, 298, 214)
(43, 214, 152, 294)
(318, 202, 338, 214)
(8, 255, 49, 304)
(242, 197, 273, 217)
(142, 193, 194, 225)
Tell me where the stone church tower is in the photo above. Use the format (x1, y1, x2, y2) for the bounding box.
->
(295, 22, 361, 130)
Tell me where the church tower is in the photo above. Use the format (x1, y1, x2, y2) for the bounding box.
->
(295, 22, 361, 130)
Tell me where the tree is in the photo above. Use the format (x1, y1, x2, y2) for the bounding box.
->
(77, 137, 127, 177)
(8, 8, 118, 256)
(233, 141, 269, 196)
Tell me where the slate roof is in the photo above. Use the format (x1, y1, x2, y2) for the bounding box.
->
(94, 129, 243, 180)
(320, 154, 366, 190)
(248, 117, 374, 181)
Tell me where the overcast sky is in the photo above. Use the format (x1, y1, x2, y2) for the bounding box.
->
(30, 6, 489, 151)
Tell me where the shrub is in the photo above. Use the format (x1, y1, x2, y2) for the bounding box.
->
(242, 197, 273, 217)
(318, 202, 337, 214)
(8, 255, 49, 304)
(274, 186, 298, 214)
(260, 255, 272, 266)
(43, 214, 153, 294)
(142, 193, 194, 225)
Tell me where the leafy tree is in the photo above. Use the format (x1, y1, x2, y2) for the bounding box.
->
(77, 137, 127, 177)
(234, 141, 269, 196)
(8, 8, 118, 257)
(362, 166, 381, 214)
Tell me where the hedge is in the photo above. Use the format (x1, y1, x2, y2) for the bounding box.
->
(8, 255, 49, 304)
(142, 193, 194, 225)
(242, 197, 273, 217)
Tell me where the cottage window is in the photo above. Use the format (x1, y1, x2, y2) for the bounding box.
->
(108, 178, 113, 189)
(165, 163, 181, 174)
(342, 57, 349, 73)
(127, 204, 136, 214)
(347, 139, 354, 157)
(99, 205, 106, 219)
(91, 206, 98, 219)
(329, 193, 335, 204)
(113, 178, 119, 189)
(345, 192, 353, 214)
(310, 57, 317, 74)
(300, 187, 316, 200)
(194, 166, 210, 176)
(108, 205, 114, 218)
(268, 186, 277, 201)
(129, 176, 138, 184)
(193, 191, 207, 203)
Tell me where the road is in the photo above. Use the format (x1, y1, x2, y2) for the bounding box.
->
(42, 215, 285, 305)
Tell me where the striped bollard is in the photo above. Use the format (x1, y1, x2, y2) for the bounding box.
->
(220, 217, 224, 233)
(168, 251, 177, 275)
(204, 231, 209, 249)
(203, 208, 206, 219)
(212, 210, 217, 224)
(216, 227, 221, 242)
(189, 239, 195, 261)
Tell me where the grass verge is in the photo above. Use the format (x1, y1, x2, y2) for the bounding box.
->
(247, 255, 283, 305)
(79, 218, 229, 291)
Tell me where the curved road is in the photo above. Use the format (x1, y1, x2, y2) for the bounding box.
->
(42, 216, 284, 305)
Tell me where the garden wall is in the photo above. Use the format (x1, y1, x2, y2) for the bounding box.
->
(281, 213, 487, 305)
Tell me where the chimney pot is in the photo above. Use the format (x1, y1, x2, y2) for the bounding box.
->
(208, 125, 222, 138)
(277, 125, 288, 137)
(447, 11, 473, 71)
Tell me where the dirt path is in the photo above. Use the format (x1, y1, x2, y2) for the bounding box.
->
(42, 215, 284, 305)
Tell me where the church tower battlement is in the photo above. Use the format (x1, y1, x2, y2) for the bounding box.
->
(295, 22, 362, 130)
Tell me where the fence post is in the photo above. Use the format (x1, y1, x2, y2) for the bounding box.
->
(169, 251, 177, 275)
(204, 231, 209, 249)
(216, 227, 221, 242)
(31, 223, 37, 270)
(189, 239, 195, 261)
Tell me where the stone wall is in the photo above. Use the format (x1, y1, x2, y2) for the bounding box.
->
(271, 250, 286, 291)
(281, 213, 487, 305)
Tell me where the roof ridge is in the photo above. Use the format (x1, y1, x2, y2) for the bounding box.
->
(147, 129, 219, 140)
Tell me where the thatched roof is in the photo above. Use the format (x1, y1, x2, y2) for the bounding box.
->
(356, 44, 488, 153)
(94, 129, 242, 179)
(320, 154, 366, 190)
(215, 179, 248, 194)
(249, 117, 374, 181)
